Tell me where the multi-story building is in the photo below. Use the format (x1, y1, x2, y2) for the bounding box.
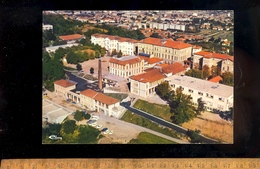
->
(165, 75, 233, 111)
(129, 69, 166, 98)
(136, 37, 193, 63)
(91, 33, 138, 56)
(54, 79, 77, 97)
(108, 55, 144, 78)
(193, 51, 234, 74)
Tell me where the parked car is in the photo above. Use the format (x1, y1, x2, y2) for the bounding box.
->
(66, 99, 71, 102)
(91, 115, 99, 120)
(48, 135, 62, 140)
(71, 101, 76, 104)
(91, 122, 97, 127)
(101, 128, 108, 132)
(103, 130, 109, 135)
(109, 130, 114, 135)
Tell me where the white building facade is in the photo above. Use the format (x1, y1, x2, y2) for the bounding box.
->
(165, 75, 233, 111)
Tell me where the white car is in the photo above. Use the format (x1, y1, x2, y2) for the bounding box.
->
(96, 124, 102, 129)
(48, 135, 62, 140)
(103, 130, 109, 135)
(91, 122, 97, 127)
(109, 130, 114, 135)
(91, 116, 99, 121)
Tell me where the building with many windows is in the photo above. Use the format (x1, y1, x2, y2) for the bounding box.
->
(108, 55, 145, 78)
(165, 75, 233, 111)
(129, 69, 166, 98)
(91, 33, 138, 56)
(136, 37, 193, 63)
(193, 51, 234, 74)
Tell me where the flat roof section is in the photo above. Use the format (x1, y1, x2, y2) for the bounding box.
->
(166, 75, 233, 98)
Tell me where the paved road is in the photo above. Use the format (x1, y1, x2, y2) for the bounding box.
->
(126, 106, 219, 144)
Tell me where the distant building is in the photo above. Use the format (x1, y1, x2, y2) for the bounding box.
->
(136, 37, 193, 63)
(59, 34, 85, 44)
(45, 43, 80, 53)
(166, 75, 233, 111)
(43, 24, 53, 32)
(193, 51, 234, 74)
(109, 55, 145, 78)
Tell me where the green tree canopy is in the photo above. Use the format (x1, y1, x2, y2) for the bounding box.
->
(220, 72, 234, 86)
(90, 67, 94, 74)
(169, 87, 196, 125)
(76, 63, 82, 71)
(62, 120, 76, 134)
(155, 81, 171, 100)
(196, 97, 206, 115)
(74, 110, 84, 122)
(77, 125, 100, 143)
(150, 32, 162, 38)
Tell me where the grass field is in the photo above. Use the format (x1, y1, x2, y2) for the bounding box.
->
(128, 132, 177, 144)
(133, 99, 172, 122)
(121, 110, 180, 139)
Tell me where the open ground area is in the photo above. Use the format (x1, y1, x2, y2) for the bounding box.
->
(182, 112, 233, 143)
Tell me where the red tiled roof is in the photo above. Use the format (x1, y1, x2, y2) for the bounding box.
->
(147, 57, 163, 64)
(109, 57, 142, 66)
(156, 63, 169, 68)
(54, 79, 77, 88)
(94, 93, 120, 105)
(130, 69, 166, 83)
(162, 62, 186, 74)
(208, 76, 223, 83)
(80, 89, 120, 105)
(195, 51, 234, 61)
(139, 37, 192, 49)
(59, 34, 84, 41)
(80, 89, 98, 98)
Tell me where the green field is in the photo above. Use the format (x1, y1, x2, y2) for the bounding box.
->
(121, 110, 180, 139)
(128, 132, 177, 144)
(133, 99, 172, 122)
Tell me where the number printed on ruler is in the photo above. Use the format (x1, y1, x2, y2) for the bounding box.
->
(0, 158, 260, 169)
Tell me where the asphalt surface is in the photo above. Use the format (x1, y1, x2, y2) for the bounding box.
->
(126, 106, 219, 144)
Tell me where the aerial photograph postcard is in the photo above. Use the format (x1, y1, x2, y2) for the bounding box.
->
(42, 10, 234, 144)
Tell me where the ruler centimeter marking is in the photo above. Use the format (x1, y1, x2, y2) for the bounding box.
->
(1, 158, 259, 169)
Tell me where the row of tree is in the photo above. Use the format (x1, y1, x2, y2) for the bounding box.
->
(155, 81, 206, 125)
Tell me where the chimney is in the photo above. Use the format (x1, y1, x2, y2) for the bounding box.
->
(98, 59, 102, 90)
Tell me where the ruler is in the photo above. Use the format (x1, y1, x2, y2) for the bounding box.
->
(1, 158, 259, 169)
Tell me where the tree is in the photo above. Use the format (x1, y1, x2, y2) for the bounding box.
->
(211, 65, 221, 77)
(202, 65, 210, 79)
(169, 87, 196, 125)
(74, 110, 83, 122)
(220, 72, 234, 86)
(186, 129, 201, 143)
(150, 32, 162, 38)
(90, 67, 94, 75)
(62, 120, 76, 134)
(117, 50, 123, 58)
(111, 49, 117, 56)
(66, 51, 78, 64)
(196, 97, 206, 115)
(83, 113, 91, 120)
(155, 81, 171, 100)
(76, 63, 82, 71)
(77, 126, 100, 143)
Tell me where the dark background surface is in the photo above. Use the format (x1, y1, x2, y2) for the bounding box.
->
(0, 0, 260, 159)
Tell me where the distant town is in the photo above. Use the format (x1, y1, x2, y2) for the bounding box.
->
(42, 10, 234, 144)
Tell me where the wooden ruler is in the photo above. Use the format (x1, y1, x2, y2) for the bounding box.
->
(1, 158, 259, 169)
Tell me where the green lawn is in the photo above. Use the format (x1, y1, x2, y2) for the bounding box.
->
(128, 132, 177, 144)
(133, 99, 172, 122)
(121, 110, 180, 139)
(104, 93, 128, 101)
